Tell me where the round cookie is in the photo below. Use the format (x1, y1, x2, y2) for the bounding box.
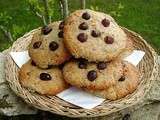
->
(63, 59, 124, 90)
(19, 60, 68, 95)
(29, 21, 71, 69)
(85, 62, 140, 100)
(64, 9, 127, 62)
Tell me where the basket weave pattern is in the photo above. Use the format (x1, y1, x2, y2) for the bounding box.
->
(4, 27, 159, 117)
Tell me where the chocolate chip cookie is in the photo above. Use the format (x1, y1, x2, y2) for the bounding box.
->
(29, 21, 71, 69)
(63, 59, 124, 90)
(85, 62, 140, 100)
(19, 60, 68, 95)
(64, 9, 127, 62)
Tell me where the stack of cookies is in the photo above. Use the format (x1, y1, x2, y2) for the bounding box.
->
(19, 9, 140, 100)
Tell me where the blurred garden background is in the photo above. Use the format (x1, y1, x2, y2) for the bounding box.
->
(0, 0, 160, 54)
(0, 0, 160, 119)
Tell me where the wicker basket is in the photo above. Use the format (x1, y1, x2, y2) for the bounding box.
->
(4, 27, 159, 118)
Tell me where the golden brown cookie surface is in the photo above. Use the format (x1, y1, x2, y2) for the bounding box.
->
(64, 9, 127, 62)
(63, 59, 124, 90)
(85, 62, 140, 100)
(19, 60, 68, 95)
(29, 21, 70, 69)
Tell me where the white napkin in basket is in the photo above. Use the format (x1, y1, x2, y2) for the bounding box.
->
(10, 50, 145, 109)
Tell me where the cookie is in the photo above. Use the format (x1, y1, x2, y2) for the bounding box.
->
(19, 60, 68, 95)
(29, 21, 71, 69)
(63, 59, 124, 90)
(64, 9, 127, 62)
(117, 35, 134, 59)
(85, 62, 140, 100)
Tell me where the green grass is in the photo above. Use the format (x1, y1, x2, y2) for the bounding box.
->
(0, 0, 159, 119)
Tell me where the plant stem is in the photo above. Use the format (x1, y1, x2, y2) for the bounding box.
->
(0, 25, 14, 41)
(42, 0, 50, 24)
(59, 0, 64, 19)
(35, 12, 47, 26)
(80, 0, 86, 9)
(28, 2, 47, 26)
(61, 0, 69, 18)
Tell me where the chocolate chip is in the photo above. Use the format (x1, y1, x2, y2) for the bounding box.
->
(58, 63, 65, 69)
(101, 18, 110, 27)
(78, 58, 88, 62)
(41, 26, 52, 35)
(79, 22, 88, 30)
(79, 62, 87, 69)
(122, 114, 131, 120)
(40, 73, 52, 81)
(91, 30, 101, 37)
(82, 12, 90, 20)
(77, 33, 88, 42)
(107, 60, 112, 63)
(58, 31, 63, 38)
(31, 61, 36, 66)
(87, 70, 97, 81)
(104, 36, 114, 44)
(49, 41, 59, 51)
(97, 62, 106, 70)
(78, 58, 87, 62)
(59, 21, 64, 29)
(47, 65, 53, 69)
(78, 60, 87, 69)
(118, 76, 125, 81)
(33, 41, 42, 49)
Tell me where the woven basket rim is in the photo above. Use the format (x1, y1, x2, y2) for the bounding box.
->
(3, 27, 159, 118)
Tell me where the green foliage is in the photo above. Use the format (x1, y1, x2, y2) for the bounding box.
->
(12, 24, 30, 40)
(0, 12, 12, 28)
(28, 0, 47, 17)
(90, 5, 100, 11)
(109, 2, 124, 17)
(27, 0, 62, 23)
(50, 0, 62, 20)
(89, 2, 124, 17)
(0, 0, 41, 51)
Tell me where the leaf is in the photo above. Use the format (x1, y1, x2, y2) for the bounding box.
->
(90, 5, 100, 11)
(0, 12, 12, 26)
(12, 24, 30, 39)
(109, 2, 124, 18)
(118, 2, 124, 10)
